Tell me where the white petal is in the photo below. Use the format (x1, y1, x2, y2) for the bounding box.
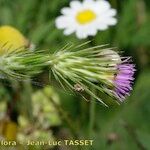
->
(87, 28, 97, 36)
(76, 29, 88, 39)
(105, 9, 117, 17)
(64, 28, 75, 35)
(70, 1, 82, 10)
(97, 23, 108, 30)
(61, 7, 72, 15)
(106, 18, 117, 25)
(80, 23, 98, 36)
(83, 0, 94, 3)
(55, 16, 73, 29)
(83, 0, 95, 7)
(95, 0, 111, 12)
(55, 16, 67, 29)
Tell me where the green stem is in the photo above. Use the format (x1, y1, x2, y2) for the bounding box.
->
(87, 38, 96, 138)
(49, 97, 79, 139)
(88, 87, 96, 138)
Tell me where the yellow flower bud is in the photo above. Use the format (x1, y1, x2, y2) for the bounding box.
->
(3, 121, 18, 141)
(0, 25, 29, 54)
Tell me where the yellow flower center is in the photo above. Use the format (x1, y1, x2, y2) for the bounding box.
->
(76, 9, 96, 25)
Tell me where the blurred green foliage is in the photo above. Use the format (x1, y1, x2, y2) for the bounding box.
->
(0, 0, 150, 150)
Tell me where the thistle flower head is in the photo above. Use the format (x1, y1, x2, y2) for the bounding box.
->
(114, 60, 135, 101)
(0, 42, 135, 106)
(49, 44, 135, 106)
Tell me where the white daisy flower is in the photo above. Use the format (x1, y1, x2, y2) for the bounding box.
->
(55, 0, 117, 39)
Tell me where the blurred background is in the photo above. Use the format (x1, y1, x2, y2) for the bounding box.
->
(0, 0, 150, 149)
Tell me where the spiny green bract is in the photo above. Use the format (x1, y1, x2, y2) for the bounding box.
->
(0, 43, 122, 106)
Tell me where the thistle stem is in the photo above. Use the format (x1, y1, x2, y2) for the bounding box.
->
(88, 87, 96, 138)
(87, 38, 96, 138)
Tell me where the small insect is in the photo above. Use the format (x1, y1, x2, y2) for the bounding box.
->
(74, 84, 84, 92)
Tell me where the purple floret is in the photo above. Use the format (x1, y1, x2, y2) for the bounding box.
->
(114, 60, 135, 101)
